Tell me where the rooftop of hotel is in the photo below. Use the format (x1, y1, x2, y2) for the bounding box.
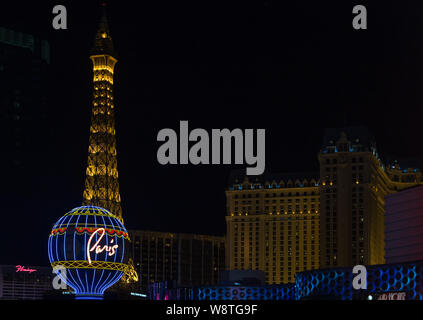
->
(228, 169, 319, 190)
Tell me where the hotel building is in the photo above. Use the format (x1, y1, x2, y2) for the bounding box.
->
(319, 127, 422, 269)
(0, 265, 52, 300)
(226, 126, 423, 284)
(226, 172, 320, 284)
(129, 230, 225, 292)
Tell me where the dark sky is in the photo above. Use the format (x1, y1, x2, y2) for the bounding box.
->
(1, 0, 423, 266)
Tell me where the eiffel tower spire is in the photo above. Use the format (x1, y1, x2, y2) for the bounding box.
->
(83, 3, 123, 223)
(91, 2, 115, 57)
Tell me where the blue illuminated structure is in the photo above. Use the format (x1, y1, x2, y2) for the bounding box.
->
(296, 260, 423, 300)
(48, 206, 130, 300)
(154, 260, 423, 300)
(196, 285, 295, 300)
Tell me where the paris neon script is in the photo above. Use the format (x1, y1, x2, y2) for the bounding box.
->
(86, 228, 119, 264)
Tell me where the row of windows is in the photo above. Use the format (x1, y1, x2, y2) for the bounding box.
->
(324, 156, 364, 164)
(265, 252, 318, 257)
(234, 262, 317, 269)
(234, 259, 318, 267)
(234, 204, 318, 211)
(234, 239, 317, 244)
(391, 174, 422, 183)
(233, 242, 318, 250)
(233, 229, 316, 235)
(234, 218, 318, 224)
(233, 223, 317, 229)
(233, 191, 318, 199)
(233, 215, 320, 221)
(325, 165, 365, 172)
(322, 178, 364, 185)
(235, 197, 318, 205)
(233, 230, 317, 236)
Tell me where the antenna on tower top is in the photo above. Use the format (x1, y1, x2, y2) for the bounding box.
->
(91, 1, 115, 56)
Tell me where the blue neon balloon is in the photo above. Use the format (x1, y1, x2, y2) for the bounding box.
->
(48, 206, 129, 299)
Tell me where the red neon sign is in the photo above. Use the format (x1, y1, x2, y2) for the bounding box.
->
(15, 265, 37, 273)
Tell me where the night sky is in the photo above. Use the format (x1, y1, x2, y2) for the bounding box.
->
(1, 0, 423, 266)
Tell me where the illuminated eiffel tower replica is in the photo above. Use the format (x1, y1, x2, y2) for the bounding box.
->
(83, 4, 137, 286)
(82, 4, 123, 223)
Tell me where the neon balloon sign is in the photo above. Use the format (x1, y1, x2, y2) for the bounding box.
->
(48, 206, 132, 300)
(86, 228, 119, 264)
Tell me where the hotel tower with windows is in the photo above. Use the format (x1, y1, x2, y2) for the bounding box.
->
(226, 127, 423, 284)
(319, 127, 422, 269)
(226, 172, 320, 284)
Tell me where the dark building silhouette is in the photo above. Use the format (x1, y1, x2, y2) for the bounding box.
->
(385, 185, 423, 264)
(0, 27, 50, 196)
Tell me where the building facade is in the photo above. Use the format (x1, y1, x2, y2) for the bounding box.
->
(385, 185, 423, 264)
(226, 127, 423, 284)
(226, 173, 320, 284)
(0, 265, 52, 300)
(130, 230, 225, 293)
(318, 127, 422, 269)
